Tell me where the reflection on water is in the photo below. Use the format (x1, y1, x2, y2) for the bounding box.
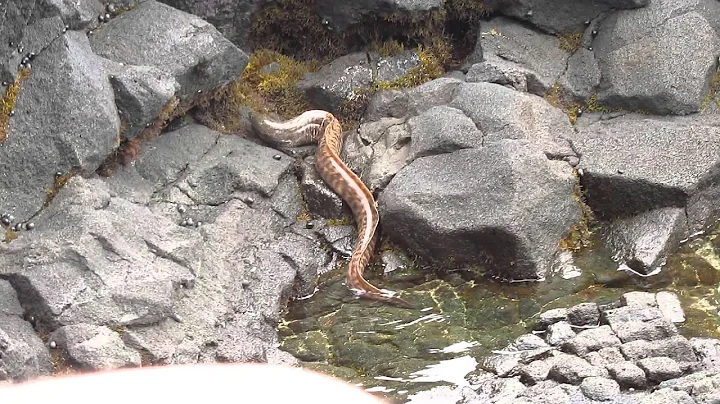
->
(279, 222, 720, 403)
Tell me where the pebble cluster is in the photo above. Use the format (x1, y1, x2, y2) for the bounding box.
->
(475, 291, 719, 402)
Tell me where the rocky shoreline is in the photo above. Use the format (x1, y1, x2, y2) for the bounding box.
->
(1, 0, 719, 402)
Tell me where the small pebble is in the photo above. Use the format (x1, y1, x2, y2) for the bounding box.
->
(244, 197, 254, 205)
(196, 221, 202, 227)
(55, 171, 63, 178)
(25, 222, 35, 230)
(49, 341, 57, 349)
(617, 169, 624, 174)
(106, 3, 116, 13)
(273, 154, 281, 160)
(1, 216, 10, 225)
(186, 218, 194, 226)
(180, 219, 188, 226)
(241, 279, 251, 287)
(305, 221, 314, 229)
(177, 205, 186, 213)
(592, 30, 598, 37)
(584, 20, 591, 26)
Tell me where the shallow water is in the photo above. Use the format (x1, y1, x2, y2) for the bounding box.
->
(279, 222, 720, 403)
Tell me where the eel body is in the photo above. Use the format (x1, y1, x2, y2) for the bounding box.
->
(250, 110, 413, 309)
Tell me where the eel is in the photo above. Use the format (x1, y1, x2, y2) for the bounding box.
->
(250, 110, 414, 309)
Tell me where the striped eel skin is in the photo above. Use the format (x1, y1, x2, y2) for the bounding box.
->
(249, 110, 414, 309)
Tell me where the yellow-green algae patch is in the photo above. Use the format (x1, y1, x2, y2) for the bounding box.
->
(0, 67, 30, 143)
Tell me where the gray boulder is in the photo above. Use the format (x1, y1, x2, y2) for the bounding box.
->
(449, 82, 577, 162)
(90, 0, 249, 99)
(406, 77, 463, 116)
(594, 9, 720, 115)
(343, 117, 412, 192)
(379, 140, 581, 280)
(406, 105, 484, 162)
(0, 27, 120, 222)
(158, 0, 267, 49)
(0, 283, 52, 382)
(573, 115, 720, 229)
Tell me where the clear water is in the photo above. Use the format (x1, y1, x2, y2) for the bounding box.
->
(279, 222, 720, 403)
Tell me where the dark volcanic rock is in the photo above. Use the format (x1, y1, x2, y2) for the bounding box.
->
(35, 0, 105, 30)
(158, 0, 265, 49)
(573, 115, 720, 228)
(300, 156, 346, 220)
(0, 28, 120, 222)
(493, 0, 649, 35)
(594, 6, 720, 115)
(315, 0, 443, 32)
(110, 65, 180, 141)
(466, 17, 570, 95)
(378, 140, 581, 280)
(296, 52, 373, 113)
(90, 0, 249, 99)
(566, 303, 600, 327)
(450, 82, 576, 161)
